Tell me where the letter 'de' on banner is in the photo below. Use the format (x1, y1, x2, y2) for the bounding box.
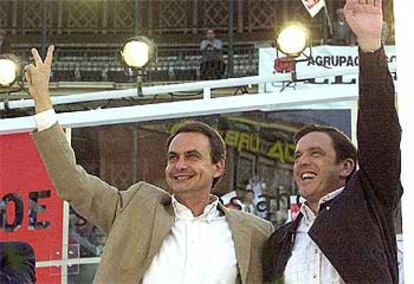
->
(0, 132, 64, 283)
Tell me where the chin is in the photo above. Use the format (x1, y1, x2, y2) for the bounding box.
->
(170, 185, 188, 193)
(299, 188, 313, 200)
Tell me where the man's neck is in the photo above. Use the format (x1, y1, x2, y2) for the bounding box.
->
(304, 186, 345, 215)
(174, 192, 211, 217)
(306, 201, 320, 215)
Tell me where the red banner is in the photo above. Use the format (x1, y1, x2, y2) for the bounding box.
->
(0, 132, 64, 283)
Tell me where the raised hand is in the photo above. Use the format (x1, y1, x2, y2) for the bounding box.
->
(344, 0, 382, 52)
(24, 45, 54, 113)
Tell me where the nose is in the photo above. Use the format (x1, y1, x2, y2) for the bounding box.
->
(295, 154, 311, 167)
(175, 156, 188, 170)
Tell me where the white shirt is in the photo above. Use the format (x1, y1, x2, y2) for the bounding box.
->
(34, 108, 58, 131)
(142, 196, 238, 284)
(284, 188, 345, 284)
(34, 111, 239, 283)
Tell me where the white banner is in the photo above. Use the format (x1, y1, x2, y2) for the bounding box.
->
(259, 45, 396, 93)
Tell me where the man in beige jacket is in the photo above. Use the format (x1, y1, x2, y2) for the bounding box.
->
(25, 46, 273, 283)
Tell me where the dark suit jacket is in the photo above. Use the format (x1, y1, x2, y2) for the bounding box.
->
(263, 47, 402, 284)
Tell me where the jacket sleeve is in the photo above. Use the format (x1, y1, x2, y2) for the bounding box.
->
(357, 47, 402, 209)
(32, 123, 120, 235)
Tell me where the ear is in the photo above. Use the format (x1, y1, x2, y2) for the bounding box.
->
(213, 159, 226, 178)
(339, 158, 355, 179)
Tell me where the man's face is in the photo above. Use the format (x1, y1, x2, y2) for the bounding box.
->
(293, 132, 350, 204)
(245, 192, 254, 204)
(165, 132, 224, 196)
(206, 30, 215, 40)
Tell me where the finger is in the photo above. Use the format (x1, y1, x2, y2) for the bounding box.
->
(24, 64, 35, 84)
(375, 0, 382, 7)
(24, 70, 32, 84)
(24, 64, 35, 73)
(367, 0, 375, 6)
(347, 0, 359, 8)
(44, 45, 54, 68)
(31, 48, 43, 66)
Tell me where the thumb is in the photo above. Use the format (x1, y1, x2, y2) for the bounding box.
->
(24, 70, 32, 85)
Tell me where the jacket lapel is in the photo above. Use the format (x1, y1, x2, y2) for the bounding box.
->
(223, 207, 252, 284)
(262, 212, 303, 281)
(146, 202, 175, 268)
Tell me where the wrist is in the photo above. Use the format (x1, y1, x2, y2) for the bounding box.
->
(358, 39, 381, 53)
(34, 96, 53, 114)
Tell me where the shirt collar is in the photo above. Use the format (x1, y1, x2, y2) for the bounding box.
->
(300, 187, 345, 223)
(318, 186, 344, 205)
(171, 195, 221, 221)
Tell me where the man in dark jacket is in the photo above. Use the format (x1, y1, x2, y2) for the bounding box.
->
(263, 0, 402, 283)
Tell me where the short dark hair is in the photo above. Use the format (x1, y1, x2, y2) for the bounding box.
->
(295, 124, 357, 179)
(246, 190, 255, 195)
(166, 120, 226, 187)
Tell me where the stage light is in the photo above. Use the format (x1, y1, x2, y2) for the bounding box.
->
(120, 36, 155, 97)
(0, 55, 20, 87)
(275, 24, 309, 58)
(121, 36, 155, 69)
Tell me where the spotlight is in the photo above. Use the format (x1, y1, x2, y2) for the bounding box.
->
(121, 36, 155, 69)
(275, 23, 309, 58)
(0, 55, 20, 87)
(120, 36, 155, 97)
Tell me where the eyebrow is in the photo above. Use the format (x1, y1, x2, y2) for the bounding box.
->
(185, 150, 202, 156)
(307, 146, 323, 151)
(166, 149, 202, 158)
(294, 146, 325, 156)
(308, 146, 325, 152)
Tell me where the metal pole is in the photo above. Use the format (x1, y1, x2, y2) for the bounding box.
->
(323, 5, 333, 41)
(41, 0, 48, 57)
(137, 69, 143, 97)
(320, 4, 333, 45)
(134, 0, 139, 34)
(133, 0, 142, 98)
(227, 0, 234, 78)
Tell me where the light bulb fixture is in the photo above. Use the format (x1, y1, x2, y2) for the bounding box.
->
(0, 55, 20, 87)
(121, 36, 155, 69)
(275, 23, 309, 58)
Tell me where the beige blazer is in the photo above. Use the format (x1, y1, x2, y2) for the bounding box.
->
(32, 123, 274, 283)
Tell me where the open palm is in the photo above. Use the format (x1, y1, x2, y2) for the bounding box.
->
(344, 0, 382, 51)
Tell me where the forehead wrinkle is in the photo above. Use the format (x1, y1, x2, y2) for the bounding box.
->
(298, 132, 334, 147)
(168, 132, 213, 162)
(169, 133, 210, 149)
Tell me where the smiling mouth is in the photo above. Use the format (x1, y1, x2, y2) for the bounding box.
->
(301, 172, 316, 181)
(174, 175, 195, 181)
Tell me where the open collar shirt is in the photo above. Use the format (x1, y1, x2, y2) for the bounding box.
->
(142, 195, 238, 284)
(284, 187, 345, 284)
